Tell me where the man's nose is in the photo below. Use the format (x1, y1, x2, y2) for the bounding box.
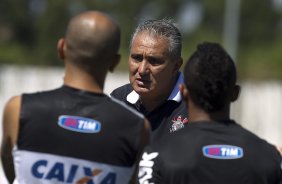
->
(138, 60, 150, 75)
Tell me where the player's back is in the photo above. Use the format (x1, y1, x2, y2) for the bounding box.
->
(147, 120, 282, 184)
(14, 85, 145, 184)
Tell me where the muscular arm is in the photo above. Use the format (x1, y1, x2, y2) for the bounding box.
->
(1, 96, 21, 183)
(129, 118, 151, 184)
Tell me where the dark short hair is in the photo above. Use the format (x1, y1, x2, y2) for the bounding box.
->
(184, 42, 237, 112)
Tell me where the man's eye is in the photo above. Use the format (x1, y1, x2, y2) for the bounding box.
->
(131, 55, 142, 62)
(149, 58, 162, 65)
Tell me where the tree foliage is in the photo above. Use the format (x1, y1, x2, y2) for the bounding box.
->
(0, 0, 281, 79)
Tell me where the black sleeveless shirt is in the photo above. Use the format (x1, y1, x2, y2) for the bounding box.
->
(14, 85, 145, 184)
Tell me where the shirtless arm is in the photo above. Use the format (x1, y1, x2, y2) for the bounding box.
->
(129, 118, 151, 184)
(1, 96, 21, 183)
(276, 145, 282, 156)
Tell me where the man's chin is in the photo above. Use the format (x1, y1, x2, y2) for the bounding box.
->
(134, 86, 151, 94)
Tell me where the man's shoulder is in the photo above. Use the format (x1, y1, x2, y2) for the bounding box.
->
(23, 87, 61, 97)
(21, 87, 62, 105)
(110, 83, 133, 101)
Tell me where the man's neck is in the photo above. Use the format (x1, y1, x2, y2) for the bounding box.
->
(139, 86, 174, 112)
(140, 97, 166, 112)
(63, 66, 105, 93)
(188, 102, 231, 123)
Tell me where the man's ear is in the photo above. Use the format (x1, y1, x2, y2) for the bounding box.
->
(231, 84, 241, 102)
(109, 54, 120, 72)
(179, 84, 188, 103)
(57, 38, 65, 60)
(174, 57, 183, 73)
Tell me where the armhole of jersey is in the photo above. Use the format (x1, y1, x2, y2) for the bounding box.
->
(17, 94, 27, 147)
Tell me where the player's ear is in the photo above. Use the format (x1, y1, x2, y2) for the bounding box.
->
(180, 84, 188, 103)
(231, 84, 241, 102)
(109, 54, 120, 72)
(57, 38, 65, 60)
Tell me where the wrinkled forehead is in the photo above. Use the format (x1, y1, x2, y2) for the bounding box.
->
(130, 32, 171, 56)
(131, 31, 170, 52)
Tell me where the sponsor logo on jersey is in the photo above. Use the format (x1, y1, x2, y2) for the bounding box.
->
(31, 160, 116, 183)
(202, 145, 244, 159)
(170, 115, 188, 133)
(138, 152, 159, 184)
(58, 115, 101, 133)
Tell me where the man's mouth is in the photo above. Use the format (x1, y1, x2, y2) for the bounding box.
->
(136, 78, 151, 86)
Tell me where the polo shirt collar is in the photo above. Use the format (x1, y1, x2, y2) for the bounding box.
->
(126, 72, 184, 104)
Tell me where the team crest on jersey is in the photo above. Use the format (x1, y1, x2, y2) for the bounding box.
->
(202, 145, 244, 159)
(170, 116, 188, 133)
(58, 115, 101, 133)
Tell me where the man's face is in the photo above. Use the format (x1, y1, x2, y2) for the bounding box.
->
(129, 32, 181, 99)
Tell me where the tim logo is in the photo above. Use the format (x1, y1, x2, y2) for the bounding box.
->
(58, 115, 101, 133)
(202, 145, 243, 159)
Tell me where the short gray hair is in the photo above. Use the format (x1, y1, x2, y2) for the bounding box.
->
(130, 18, 182, 59)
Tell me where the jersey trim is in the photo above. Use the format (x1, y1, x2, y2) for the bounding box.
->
(110, 97, 144, 118)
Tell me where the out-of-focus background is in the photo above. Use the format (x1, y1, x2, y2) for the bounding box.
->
(0, 0, 282, 183)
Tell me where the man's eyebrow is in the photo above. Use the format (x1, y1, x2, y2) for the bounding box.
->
(131, 53, 141, 55)
(145, 55, 164, 59)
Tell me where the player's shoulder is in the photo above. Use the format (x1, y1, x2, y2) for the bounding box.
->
(232, 123, 281, 155)
(22, 87, 61, 97)
(21, 87, 64, 105)
(108, 96, 144, 119)
(4, 95, 21, 114)
(110, 83, 132, 101)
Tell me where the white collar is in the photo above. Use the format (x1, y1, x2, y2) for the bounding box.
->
(126, 72, 184, 104)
